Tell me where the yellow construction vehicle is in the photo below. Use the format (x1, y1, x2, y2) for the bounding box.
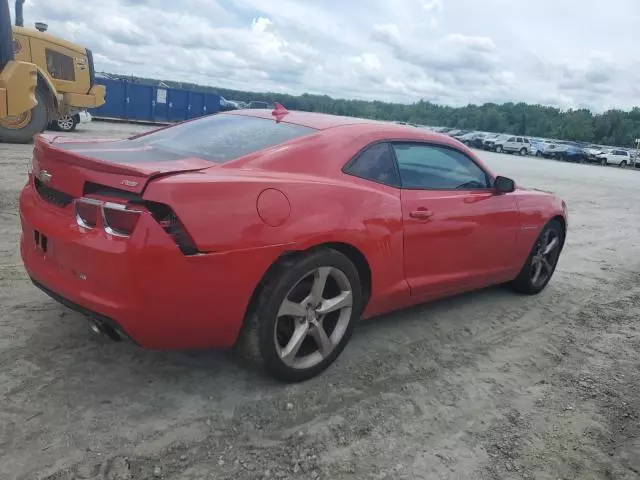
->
(0, 0, 105, 142)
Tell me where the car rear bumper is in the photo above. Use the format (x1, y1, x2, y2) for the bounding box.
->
(19, 181, 282, 350)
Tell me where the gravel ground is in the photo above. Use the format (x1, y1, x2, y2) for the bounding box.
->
(1, 121, 640, 480)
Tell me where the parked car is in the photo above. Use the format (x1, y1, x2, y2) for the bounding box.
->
(541, 143, 568, 159)
(248, 100, 272, 109)
(557, 145, 586, 163)
(483, 134, 508, 151)
(530, 140, 550, 157)
(493, 136, 531, 155)
(19, 109, 568, 382)
(460, 132, 488, 149)
(596, 149, 631, 167)
(47, 110, 92, 133)
(583, 145, 606, 163)
(451, 130, 471, 140)
(219, 97, 239, 112)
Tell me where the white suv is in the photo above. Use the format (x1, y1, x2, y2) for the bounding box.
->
(493, 136, 531, 155)
(596, 149, 631, 167)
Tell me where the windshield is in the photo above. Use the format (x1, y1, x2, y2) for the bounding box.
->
(128, 114, 317, 163)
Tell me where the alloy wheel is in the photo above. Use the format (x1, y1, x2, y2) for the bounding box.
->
(274, 266, 353, 370)
(57, 116, 75, 131)
(530, 228, 561, 287)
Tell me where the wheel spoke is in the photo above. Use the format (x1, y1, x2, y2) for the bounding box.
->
(531, 260, 543, 285)
(280, 322, 310, 364)
(316, 290, 353, 315)
(543, 236, 559, 255)
(278, 299, 307, 318)
(310, 267, 331, 304)
(539, 229, 551, 253)
(540, 257, 553, 274)
(311, 324, 334, 357)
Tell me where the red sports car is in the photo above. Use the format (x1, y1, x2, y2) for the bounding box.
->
(19, 107, 568, 382)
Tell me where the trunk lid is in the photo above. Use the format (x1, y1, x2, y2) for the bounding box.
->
(32, 134, 213, 198)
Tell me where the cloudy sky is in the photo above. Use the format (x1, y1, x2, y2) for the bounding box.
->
(15, 0, 639, 111)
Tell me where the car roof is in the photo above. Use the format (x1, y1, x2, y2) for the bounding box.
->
(225, 109, 390, 130)
(222, 109, 467, 147)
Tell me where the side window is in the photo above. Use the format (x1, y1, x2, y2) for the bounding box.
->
(345, 142, 400, 187)
(45, 49, 75, 81)
(392, 143, 490, 190)
(524, 138, 531, 144)
(516, 138, 523, 143)
(507, 137, 515, 142)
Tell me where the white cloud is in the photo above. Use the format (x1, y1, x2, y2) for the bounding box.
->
(11, 0, 640, 111)
(423, 0, 443, 12)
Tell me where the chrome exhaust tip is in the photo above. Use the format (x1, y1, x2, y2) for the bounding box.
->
(89, 319, 103, 335)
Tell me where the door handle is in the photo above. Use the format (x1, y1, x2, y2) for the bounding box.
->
(409, 208, 434, 219)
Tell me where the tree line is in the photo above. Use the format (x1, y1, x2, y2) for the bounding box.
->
(104, 73, 640, 148)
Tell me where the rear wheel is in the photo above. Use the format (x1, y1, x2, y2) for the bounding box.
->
(509, 220, 563, 295)
(536, 151, 542, 157)
(0, 89, 49, 143)
(237, 248, 362, 382)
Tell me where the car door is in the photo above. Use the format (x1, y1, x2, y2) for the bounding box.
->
(504, 137, 517, 151)
(392, 142, 520, 298)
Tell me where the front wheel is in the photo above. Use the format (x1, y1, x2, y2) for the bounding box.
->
(509, 220, 564, 295)
(237, 248, 362, 382)
(519, 148, 527, 156)
(495, 145, 503, 153)
(619, 160, 627, 168)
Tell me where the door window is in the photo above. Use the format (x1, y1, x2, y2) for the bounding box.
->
(392, 143, 490, 190)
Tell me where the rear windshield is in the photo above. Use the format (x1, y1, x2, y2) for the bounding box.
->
(128, 114, 316, 163)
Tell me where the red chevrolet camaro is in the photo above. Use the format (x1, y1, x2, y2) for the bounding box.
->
(19, 106, 568, 382)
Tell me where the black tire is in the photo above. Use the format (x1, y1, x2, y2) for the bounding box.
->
(237, 248, 363, 382)
(0, 89, 49, 143)
(601, 158, 607, 166)
(536, 151, 542, 157)
(509, 219, 564, 295)
(519, 148, 527, 156)
(619, 160, 627, 168)
(495, 145, 503, 153)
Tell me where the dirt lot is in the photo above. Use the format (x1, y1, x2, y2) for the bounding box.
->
(1, 121, 640, 480)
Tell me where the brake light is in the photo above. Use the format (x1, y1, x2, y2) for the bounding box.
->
(73, 198, 141, 238)
(75, 199, 100, 228)
(102, 203, 141, 237)
(142, 201, 198, 255)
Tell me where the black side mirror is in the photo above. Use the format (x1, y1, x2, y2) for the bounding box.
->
(493, 176, 515, 194)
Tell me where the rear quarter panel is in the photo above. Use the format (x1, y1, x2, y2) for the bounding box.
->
(143, 170, 408, 318)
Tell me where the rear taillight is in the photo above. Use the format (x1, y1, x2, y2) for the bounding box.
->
(142, 201, 198, 255)
(74, 198, 141, 238)
(75, 198, 100, 228)
(102, 202, 141, 238)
